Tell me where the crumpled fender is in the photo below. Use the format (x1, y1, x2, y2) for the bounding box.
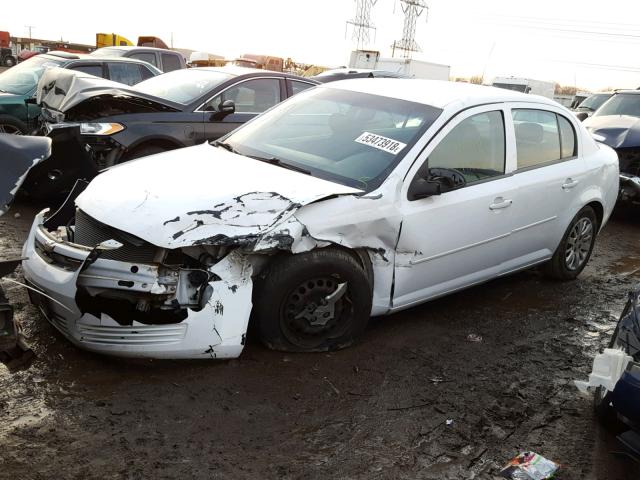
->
(0, 134, 51, 214)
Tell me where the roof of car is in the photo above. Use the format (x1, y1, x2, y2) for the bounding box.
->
(95, 46, 180, 53)
(323, 78, 558, 109)
(41, 52, 162, 68)
(181, 66, 318, 81)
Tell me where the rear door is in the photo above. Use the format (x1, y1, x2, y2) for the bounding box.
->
(393, 105, 519, 308)
(505, 105, 586, 269)
(200, 77, 285, 141)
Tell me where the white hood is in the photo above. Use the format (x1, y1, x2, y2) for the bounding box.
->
(76, 143, 362, 249)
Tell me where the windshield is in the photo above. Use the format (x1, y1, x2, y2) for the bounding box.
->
(90, 48, 125, 57)
(578, 93, 611, 112)
(0, 56, 64, 95)
(593, 94, 640, 118)
(223, 87, 442, 191)
(134, 69, 233, 104)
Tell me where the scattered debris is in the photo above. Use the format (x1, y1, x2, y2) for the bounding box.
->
(467, 333, 483, 343)
(323, 377, 340, 396)
(499, 452, 559, 480)
(445, 419, 454, 426)
(13, 212, 20, 219)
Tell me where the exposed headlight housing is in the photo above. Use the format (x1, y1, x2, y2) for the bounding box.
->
(80, 123, 125, 135)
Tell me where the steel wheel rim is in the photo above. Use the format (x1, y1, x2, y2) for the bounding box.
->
(0, 124, 22, 135)
(280, 275, 353, 348)
(565, 217, 593, 271)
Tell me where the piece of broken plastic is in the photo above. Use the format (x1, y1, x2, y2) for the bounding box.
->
(499, 451, 558, 480)
(574, 348, 633, 394)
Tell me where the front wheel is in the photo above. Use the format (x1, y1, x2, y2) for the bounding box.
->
(544, 206, 597, 280)
(254, 248, 372, 352)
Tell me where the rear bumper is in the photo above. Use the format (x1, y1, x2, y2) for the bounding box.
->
(22, 210, 253, 359)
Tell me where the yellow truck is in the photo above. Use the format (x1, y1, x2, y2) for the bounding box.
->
(96, 33, 133, 48)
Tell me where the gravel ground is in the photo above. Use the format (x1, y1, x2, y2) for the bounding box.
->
(1, 202, 639, 479)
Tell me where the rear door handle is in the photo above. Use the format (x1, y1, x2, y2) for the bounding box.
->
(562, 178, 579, 190)
(489, 198, 513, 210)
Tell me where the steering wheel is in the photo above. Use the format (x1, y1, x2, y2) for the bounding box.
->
(428, 167, 466, 188)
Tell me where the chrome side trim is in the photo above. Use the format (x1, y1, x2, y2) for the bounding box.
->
(410, 216, 557, 265)
(512, 216, 557, 233)
(410, 232, 511, 265)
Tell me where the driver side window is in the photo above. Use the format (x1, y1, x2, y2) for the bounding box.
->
(203, 78, 281, 113)
(428, 110, 505, 183)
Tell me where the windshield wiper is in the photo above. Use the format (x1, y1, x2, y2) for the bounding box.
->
(248, 155, 311, 175)
(212, 140, 239, 154)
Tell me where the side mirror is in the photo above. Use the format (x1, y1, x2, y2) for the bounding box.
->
(409, 177, 443, 200)
(408, 167, 466, 201)
(575, 112, 589, 122)
(218, 100, 235, 115)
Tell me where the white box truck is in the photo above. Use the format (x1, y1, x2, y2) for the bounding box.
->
(349, 50, 450, 81)
(491, 76, 555, 99)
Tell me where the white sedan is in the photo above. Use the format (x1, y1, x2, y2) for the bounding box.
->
(22, 79, 619, 359)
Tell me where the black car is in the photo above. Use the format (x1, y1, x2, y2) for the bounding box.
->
(24, 66, 319, 198)
(312, 68, 410, 83)
(583, 90, 640, 205)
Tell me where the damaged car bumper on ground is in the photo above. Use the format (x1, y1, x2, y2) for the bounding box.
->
(22, 208, 254, 359)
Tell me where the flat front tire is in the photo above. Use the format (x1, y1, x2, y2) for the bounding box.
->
(544, 206, 597, 280)
(254, 248, 372, 352)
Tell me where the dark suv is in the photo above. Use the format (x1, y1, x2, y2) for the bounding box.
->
(0, 51, 161, 134)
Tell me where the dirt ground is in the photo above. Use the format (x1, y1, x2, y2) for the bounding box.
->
(1, 202, 639, 480)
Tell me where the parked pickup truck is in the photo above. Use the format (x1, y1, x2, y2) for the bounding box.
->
(91, 46, 186, 72)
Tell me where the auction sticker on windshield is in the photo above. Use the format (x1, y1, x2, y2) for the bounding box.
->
(355, 132, 407, 155)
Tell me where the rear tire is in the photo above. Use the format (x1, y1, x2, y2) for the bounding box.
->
(254, 248, 372, 352)
(544, 206, 597, 280)
(0, 115, 27, 135)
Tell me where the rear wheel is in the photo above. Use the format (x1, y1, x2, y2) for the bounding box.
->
(3, 55, 16, 67)
(0, 115, 27, 135)
(544, 206, 597, 280)
(254, 248, 372, 352)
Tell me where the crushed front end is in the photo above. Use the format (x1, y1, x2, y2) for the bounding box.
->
(617, 148, 640, 205)
(21, 199, 254, 359)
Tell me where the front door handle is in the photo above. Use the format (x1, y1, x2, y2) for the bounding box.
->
(562, 178, 579, 190)
(489, 197, 513, 210)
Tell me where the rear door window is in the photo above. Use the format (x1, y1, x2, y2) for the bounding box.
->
(513, 109, 576, 169)
(129, 52, 157, 67)
(161, 53, 182, 72)
(107, 62, 144, 85)
(67, 64, 103, 78)
(290, 80, 315, 96)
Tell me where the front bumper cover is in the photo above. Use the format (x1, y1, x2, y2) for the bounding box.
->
(22, 210, 253, 359)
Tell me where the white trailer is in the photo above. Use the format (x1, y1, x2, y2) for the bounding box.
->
(491, 76, 555, 99)
(348, 50, 450, 81)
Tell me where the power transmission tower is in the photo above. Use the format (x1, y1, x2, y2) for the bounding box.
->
(346, 0, 378, 50)
(391, 0, 428, 59)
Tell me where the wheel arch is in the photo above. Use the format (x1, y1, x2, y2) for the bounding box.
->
(124, 136, 185, 159)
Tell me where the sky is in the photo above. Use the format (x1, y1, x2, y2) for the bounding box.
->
(4, 0, 640, 91)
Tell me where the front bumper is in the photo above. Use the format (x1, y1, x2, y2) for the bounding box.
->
(22, 210, 253, 359)
(619, 173, 640, 204)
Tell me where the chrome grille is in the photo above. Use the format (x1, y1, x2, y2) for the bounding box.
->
(74, 209, 158, 263)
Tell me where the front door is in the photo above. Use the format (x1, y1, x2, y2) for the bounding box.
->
(202, 77, 284, 141)
(393, 107, 518, 309)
